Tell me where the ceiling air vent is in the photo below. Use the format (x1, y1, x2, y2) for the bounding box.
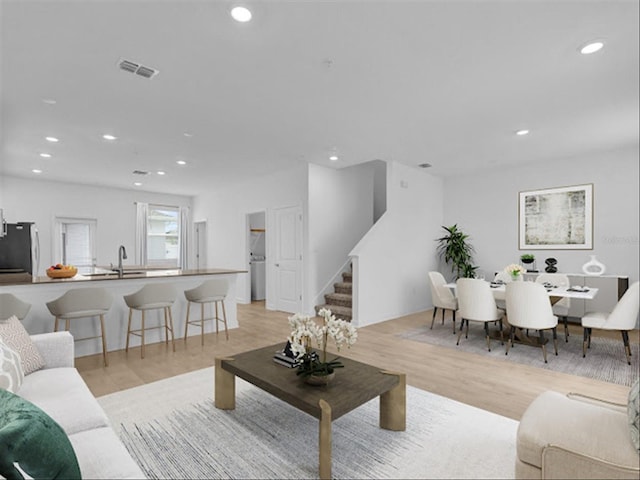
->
(132, 170, 149, 176)
(117, 58, 159, 79)
(418, 163, 432, 168)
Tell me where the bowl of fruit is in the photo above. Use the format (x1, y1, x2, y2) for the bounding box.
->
(46, 264, 78, 279)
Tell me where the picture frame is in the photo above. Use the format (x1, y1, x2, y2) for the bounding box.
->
(519, 183, 593, 250)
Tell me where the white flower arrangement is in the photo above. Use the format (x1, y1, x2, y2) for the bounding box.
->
(505, 264, 526, 276)
(288, 308, 358, 377)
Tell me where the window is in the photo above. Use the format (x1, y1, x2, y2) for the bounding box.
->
(54, 217, 97, 272)
(146, 205, 179, 267)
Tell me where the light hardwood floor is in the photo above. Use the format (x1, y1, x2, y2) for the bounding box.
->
(76, 301, 636, 421)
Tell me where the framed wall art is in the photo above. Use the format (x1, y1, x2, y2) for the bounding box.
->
(519, 183, 593, 250)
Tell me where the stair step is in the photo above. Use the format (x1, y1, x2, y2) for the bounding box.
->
(342, 272, 352, 283)
(334, 282, 352, 294)
(324, 293, 352, 307)
(315, 304, 352, 321)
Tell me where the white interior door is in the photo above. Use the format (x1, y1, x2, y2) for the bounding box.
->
(194, 221, 207, 269)
(273, 205, 302, 313)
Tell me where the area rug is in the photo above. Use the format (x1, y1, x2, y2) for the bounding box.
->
(98, 367, 518, 479)
(398, 323, 639, 386)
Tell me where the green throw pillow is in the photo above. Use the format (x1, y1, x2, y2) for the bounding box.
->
(629, 377, 640, 451)
(0, 389, 81, 480)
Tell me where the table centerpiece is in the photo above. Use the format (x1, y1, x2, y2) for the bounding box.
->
(288, 308, 358, 385)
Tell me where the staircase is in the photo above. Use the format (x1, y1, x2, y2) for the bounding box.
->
(315, 270, 353, 321)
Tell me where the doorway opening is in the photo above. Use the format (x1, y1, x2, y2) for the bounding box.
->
(248, 211, 266, 303)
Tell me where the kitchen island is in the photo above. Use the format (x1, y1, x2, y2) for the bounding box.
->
(0, 268, 247, 359)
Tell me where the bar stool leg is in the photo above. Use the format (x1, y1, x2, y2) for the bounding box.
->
(65, 318, 70, 331)
(215, 301, 220, 335)
(126, 309, 132, 353)
(54, 316, 60, 332)
(141, 310, 146, 359)
(221, 299, 228, 340)
(184, 301, 191, 342)
(99, 314, 108, 367)
(168, 307, 176, 352)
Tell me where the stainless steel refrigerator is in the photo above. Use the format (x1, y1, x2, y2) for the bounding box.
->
(0, 222, 40, 281)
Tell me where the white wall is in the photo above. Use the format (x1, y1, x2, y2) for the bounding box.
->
(308, 162, 377, 312)
(351, 162, 444, 326)
(1, 175, 192, 275)
(193, 165, 308, 306)
(443, 146, 639, 284)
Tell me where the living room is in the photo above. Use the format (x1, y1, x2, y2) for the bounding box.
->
(1, 1, 638, 478)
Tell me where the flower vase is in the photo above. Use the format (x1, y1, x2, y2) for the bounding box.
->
(582, 255, 606, 276)
(304, 372, 335, 386)
(511, 273, 522, 282)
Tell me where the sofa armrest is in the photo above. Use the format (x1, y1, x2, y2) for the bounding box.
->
(30, 331, 75, 368)
(543, 444, 640, 479)
(567, 392, 627, 413)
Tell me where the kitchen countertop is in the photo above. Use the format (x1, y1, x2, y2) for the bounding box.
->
(6, 268, 247, 286)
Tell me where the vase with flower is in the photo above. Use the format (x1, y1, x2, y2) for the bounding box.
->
(505, 263, 526, 281)
(288, 308, 358, 386)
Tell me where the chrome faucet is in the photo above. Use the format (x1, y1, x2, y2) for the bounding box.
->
(115, 245, 127, 277)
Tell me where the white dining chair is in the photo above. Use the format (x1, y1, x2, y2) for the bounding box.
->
(428, 271, 458, 334)
(581, 281, 639, 365)
(456, 278, 504, 351)
(536, 273, 571, 342)
(505, 282, 558, 363)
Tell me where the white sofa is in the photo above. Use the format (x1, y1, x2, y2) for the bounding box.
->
(16, 331, 144, 479)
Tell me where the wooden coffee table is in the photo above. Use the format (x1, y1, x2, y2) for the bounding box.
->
(215, 343, 406, 479)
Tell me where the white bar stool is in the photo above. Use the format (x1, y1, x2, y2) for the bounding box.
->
(0, 293, 32, 321)
(184, 278, 229, 345)
(46, 287, 113, 367)
(124, 283, 176, 358)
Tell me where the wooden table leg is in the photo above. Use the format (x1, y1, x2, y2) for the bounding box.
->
(214, 357, 236, 410)
(379, 371, 406, 431)
(318, 399, 332, 480)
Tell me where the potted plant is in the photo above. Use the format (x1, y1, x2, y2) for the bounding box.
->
(520, 254, 535, 264)
(436, 224, 477, 280)
(288, 308, 358, 385)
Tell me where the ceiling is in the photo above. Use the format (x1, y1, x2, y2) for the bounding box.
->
(1, 0, 638, 196)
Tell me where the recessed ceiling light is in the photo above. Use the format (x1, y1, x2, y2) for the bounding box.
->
(329, 155, 339, 161)
(102, 134, 117, 140)
(580, 41, 604, 55)
(157, 171, 166, 175)
(39, 153, 52, 158)
(32, 169, 42, 174)
(515, 129, 530, 136)
(42, 99, 57, 105)
(183, 132, 193, 137)
(176, 160, 187, 165)
(231, 6, 252, 22)
(133, 182, 142, 186)
(45, 136, 59, 143)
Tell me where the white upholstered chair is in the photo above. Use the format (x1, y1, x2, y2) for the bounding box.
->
(0, 293, 31, 321)
(46, 287, 113, 366)
(505, 282, 558, 363)
(581, 281, 639, 365)
(184, 278, 229, 345)
(536, 273, 571, 342)
(455, 278, 504, 351)
(124, 283, 177, 359)
(428, 271, 457, 333)
(516, 389, 640, 479)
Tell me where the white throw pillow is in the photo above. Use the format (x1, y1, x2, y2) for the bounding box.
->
(0, 315, 45, 375)
(0, 338, 25, 393)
